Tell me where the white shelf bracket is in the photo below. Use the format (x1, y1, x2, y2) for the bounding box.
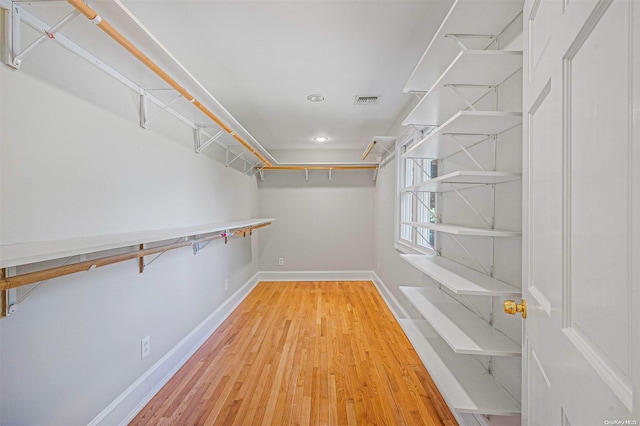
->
(194, 128, 224, 154)
(305, 168, 309, 182)
(224, 146, 246, 167)
(447, 184, 493, 229)
(141, 237, 188, 271)
(259, 169, 264, 181)
(449, 234, 491, 276)
(443, 134, 488, 171)
(444, 84, 496, 112)
(410, 191, 438, 222)
(7, 4, 80, 69)
(140, 91, 182, 129)
(193, 235, 214, 254)
(411, 158, 433, 180)
(444, 33, 497, 51)
(328, 168, 333, 182)
(372, 168, 378, 181)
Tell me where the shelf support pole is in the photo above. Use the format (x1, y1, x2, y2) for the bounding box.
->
(138, 244, 145, 273)
(1, 268, 17, 318)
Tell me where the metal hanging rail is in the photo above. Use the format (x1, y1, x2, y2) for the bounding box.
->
(0, 222, 272, 292)
(66, 0, 271, 167)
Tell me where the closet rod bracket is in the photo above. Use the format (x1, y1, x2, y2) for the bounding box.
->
(5, 4, 80, 69)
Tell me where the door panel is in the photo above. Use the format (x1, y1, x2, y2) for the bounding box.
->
(566, 0, 632, 399)
(528, 345, 561, 425)
(522, 0, 639, 424)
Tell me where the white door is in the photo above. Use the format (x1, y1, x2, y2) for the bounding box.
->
(522, 0, 639, 424)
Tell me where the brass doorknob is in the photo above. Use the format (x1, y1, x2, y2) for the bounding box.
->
(503, 299, 527, 318)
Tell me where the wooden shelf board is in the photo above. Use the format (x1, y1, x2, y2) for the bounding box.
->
(400, 286, 521, 356)
(0, 218, 275, 268)
(401, 222, 521, 237)
(400, 318, 521, 416)
(403, 170, 522, 193)
(403, 50, 522, 127)
(404, 111, 522, 159)
(404, 0, 525, 93)
(400, 254, 521, 296)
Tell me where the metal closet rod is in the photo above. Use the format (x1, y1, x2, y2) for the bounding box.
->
(0, 222, 271, 291)
(66, 0, 272, 167)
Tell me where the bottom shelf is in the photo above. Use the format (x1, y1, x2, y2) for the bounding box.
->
(400, 318, 521, 416)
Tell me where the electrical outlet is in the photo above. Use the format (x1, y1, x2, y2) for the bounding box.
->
(141, 336, 150, 359)
(224, 279, 229, 290)
(278, 257, 284, 266)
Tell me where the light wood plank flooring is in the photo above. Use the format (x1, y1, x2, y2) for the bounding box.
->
(130, 281, 457, 425)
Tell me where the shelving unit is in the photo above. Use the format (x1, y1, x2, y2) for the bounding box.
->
(402, 170, 521, 193)
(400, 319, 521, 416)
(404, 0, 524, 93)
(400, 254, 521, 296)
(403, 50, 522, 127)
(1, 218, 274, 292)
(398, 0, 524, 421)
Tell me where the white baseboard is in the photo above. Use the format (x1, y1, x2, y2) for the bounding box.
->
(369, 271, 410, 320)
(255, 270, 375, 282)
(89, 270, 404, 426)
(88, 272, 263, 426)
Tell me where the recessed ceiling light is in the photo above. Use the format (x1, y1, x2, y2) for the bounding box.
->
(314, 136, 329, 143)
(307, 94, 325, 103)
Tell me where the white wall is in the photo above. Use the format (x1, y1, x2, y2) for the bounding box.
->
(0, 40, 260, 424)
(257, 169, 374, 272)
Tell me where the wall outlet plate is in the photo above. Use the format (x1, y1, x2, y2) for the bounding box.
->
(141, 336, 150, 359)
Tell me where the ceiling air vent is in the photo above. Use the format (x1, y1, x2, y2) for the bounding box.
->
(354, 95, 380, 105)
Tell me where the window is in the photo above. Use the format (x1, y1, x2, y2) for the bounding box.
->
(396, 132, 437, 253)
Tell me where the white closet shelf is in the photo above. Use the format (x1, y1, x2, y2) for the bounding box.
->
(400, 286, 521, 356)
(403, 111, 522, 159)
(404, 0, 525, 93)
(401, 222, 521, 237)
(402, 170, 522, 193)
(400, 319, 521, 416)
(400, 254, 521, 296)
(403, 50, 523, 127)
(0, 218, 275, 269)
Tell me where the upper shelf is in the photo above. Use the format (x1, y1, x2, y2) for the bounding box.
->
(403, 50, 523, 127)
(400, 254, 521, 296)
(402, 222, 521, 238)
(402, 170, 521, 193)
(0, 218, 274, 269)
(403, 110, 522, 159)
(403, 0, 524, 93)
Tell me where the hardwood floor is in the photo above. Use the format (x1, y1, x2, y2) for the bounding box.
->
(130, 281, 457, 425)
